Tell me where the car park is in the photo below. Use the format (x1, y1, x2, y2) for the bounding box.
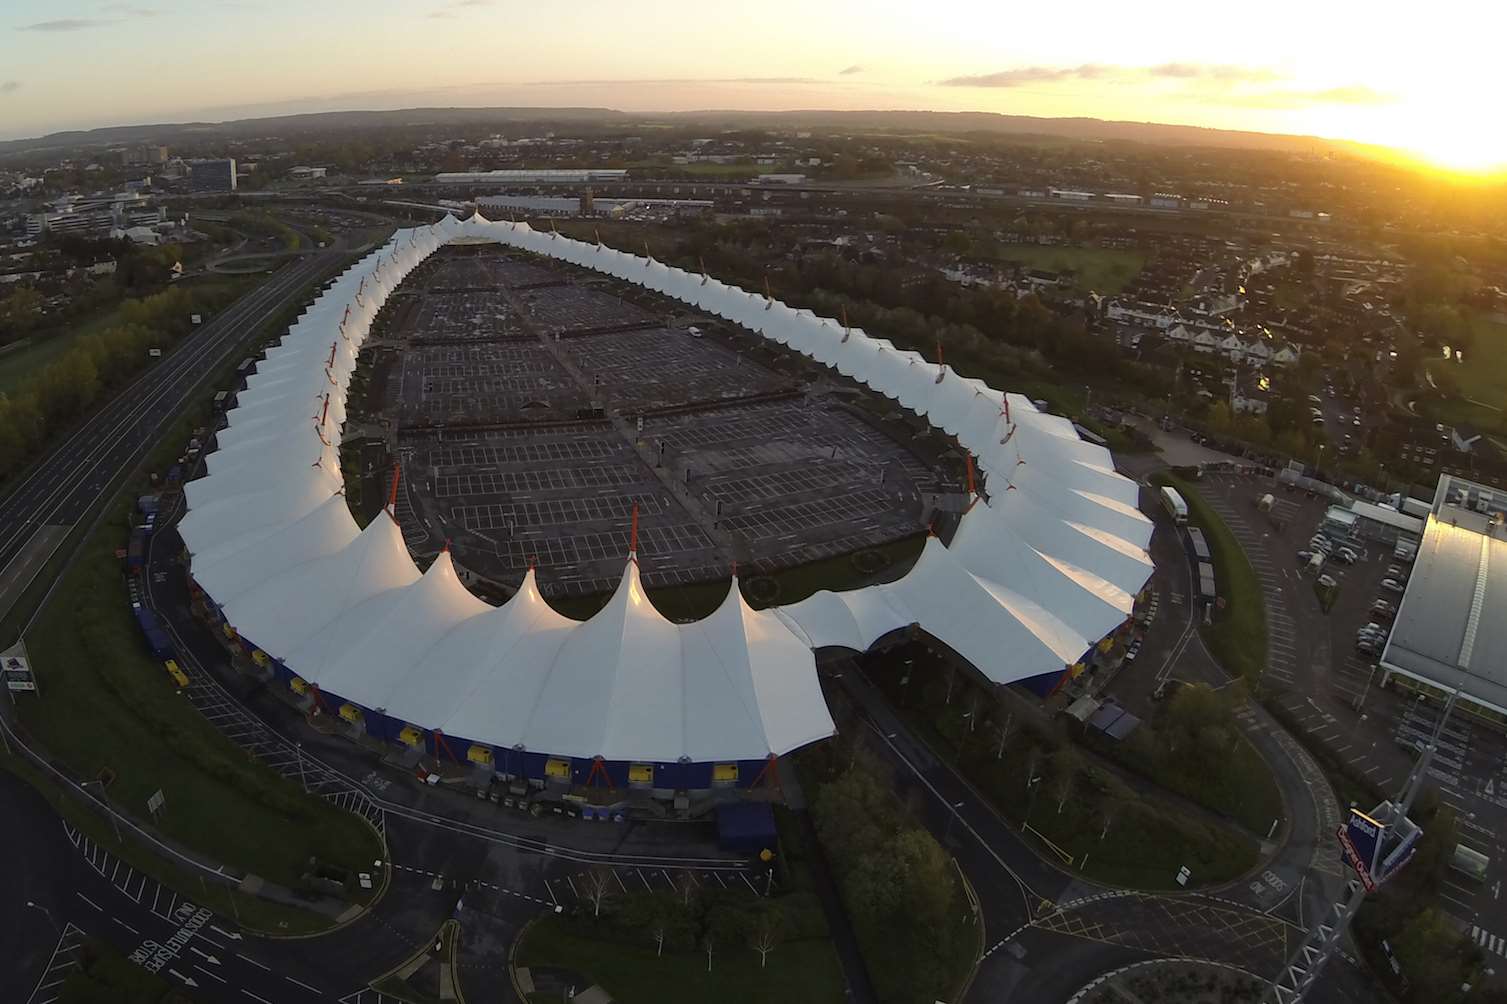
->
(1380, 578, 1404, 593)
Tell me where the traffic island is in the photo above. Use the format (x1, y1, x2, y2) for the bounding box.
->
(369, 918, 465, 1004)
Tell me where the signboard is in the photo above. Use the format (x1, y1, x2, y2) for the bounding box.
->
(1341, 806, 1423, 889)
(3, 654, 36, 692)
(1346, 809, 1384, 876)
(1336, 825, 1376, 891)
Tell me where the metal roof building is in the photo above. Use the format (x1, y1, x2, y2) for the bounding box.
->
(178, 214, 1153, 789)
(1380, 474, 1507, 724)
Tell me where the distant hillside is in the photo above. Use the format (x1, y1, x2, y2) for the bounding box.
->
(661, 108, 1381, 157)
(0, 107, 628, 156)
(0, 104, 1384, 160)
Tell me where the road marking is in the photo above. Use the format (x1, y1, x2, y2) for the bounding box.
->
(76, 893, 101, 911)
(194, 964, 228, 984)
(113, 917, 139, 934)
(286, 976, 322, 992)
(236, 953, 270, 971)
(242, 991, 275, 1003)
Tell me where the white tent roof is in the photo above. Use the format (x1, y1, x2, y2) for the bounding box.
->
(178, 217, 1151, 764)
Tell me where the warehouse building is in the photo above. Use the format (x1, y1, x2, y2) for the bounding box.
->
(1380, 474, 1507, 725)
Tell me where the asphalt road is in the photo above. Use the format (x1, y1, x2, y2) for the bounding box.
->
(0, 251, 342, 631)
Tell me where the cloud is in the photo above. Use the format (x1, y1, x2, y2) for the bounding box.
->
(100, 3, 158, 14)
(0, 80, 19, 94)
(17, 18, 107, 31)
(533, 76, 819, 86)
(428, 0, 490, 15)
(938, 64, 1111, 87)
(939, 62, 1279, 88)
(839, 64, 864, 76)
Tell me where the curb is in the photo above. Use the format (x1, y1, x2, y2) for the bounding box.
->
(508, 916, 538, 1003)
(952, 859, 987, 1004)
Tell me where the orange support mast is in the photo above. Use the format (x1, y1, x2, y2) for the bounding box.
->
(585, 755, 613, 788)
(386, 463, 401, 519)
(750, 754, 783, 797)
(628, 503, 639, 559)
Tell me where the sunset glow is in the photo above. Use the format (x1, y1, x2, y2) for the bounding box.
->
(1, 0, 1504, 174)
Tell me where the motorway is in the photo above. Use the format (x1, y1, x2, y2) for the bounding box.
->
(0, 250, 343, 633)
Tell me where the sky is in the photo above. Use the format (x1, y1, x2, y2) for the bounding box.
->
(2, 0, 1505, 173)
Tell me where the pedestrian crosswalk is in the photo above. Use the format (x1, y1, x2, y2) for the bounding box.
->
(1471, 925, 1506, 958)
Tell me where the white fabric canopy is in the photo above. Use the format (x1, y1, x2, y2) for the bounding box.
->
(179, 215, 1152, 764)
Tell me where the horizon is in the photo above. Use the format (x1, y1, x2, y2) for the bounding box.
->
(2, 0, 1504, 175)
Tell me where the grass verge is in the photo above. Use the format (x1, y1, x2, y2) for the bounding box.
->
(9, 256, 382, 903)
(0, 276, 253, 396)
(1, 752, 334, 935)
(986, 244, 1146, 295)
(865, 656, 1260, 890)
(517, 913, 844, 1004)
(1153, 472, 1268, 686)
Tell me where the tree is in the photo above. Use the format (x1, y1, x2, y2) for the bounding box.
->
(1051, 750, 1079, 814)
(0, 285, 43, 342)
(748, 903, 784, 969)
(1099, 798, 1123, 841)
(674, 869, 698, 907)
(581, 866, 614, 918)
(1207, 400, 1234, 435)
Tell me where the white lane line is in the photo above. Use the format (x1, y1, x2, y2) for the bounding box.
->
(113, 917, 138, 934)
(194, 964, 228, 984)
(236, 953, 271, 972)
(285, 976, 322, 993)
(242, 991, 274, 1003)
(76, 893, 101, 911)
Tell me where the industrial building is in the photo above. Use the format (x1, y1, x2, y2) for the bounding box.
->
(1380, 474, 1507, 725)
(176, 214, 1152, 799)
(25, 193, 166, 238)
(434, 169, 630, 185)
(188, 158, 237, 193)
(476, 194, 713, 218)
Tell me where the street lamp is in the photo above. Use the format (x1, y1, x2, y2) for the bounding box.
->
(81, 780, 122, 844)
(942, 800, 966, 842)
(25, 901, 58, 934)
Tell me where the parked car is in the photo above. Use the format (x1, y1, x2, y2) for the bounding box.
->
(1380, 578, 1404, 593)
(1386, 564, 1409, 580)
(1357, 639, 1382, 655)
(1371, 599, 1396, 615)
(1318, 574, 1338, 589)
(1332, 549, 1356, 564)
(1297, 549, 1314, 564)
(1124, 640, 1142, 664)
